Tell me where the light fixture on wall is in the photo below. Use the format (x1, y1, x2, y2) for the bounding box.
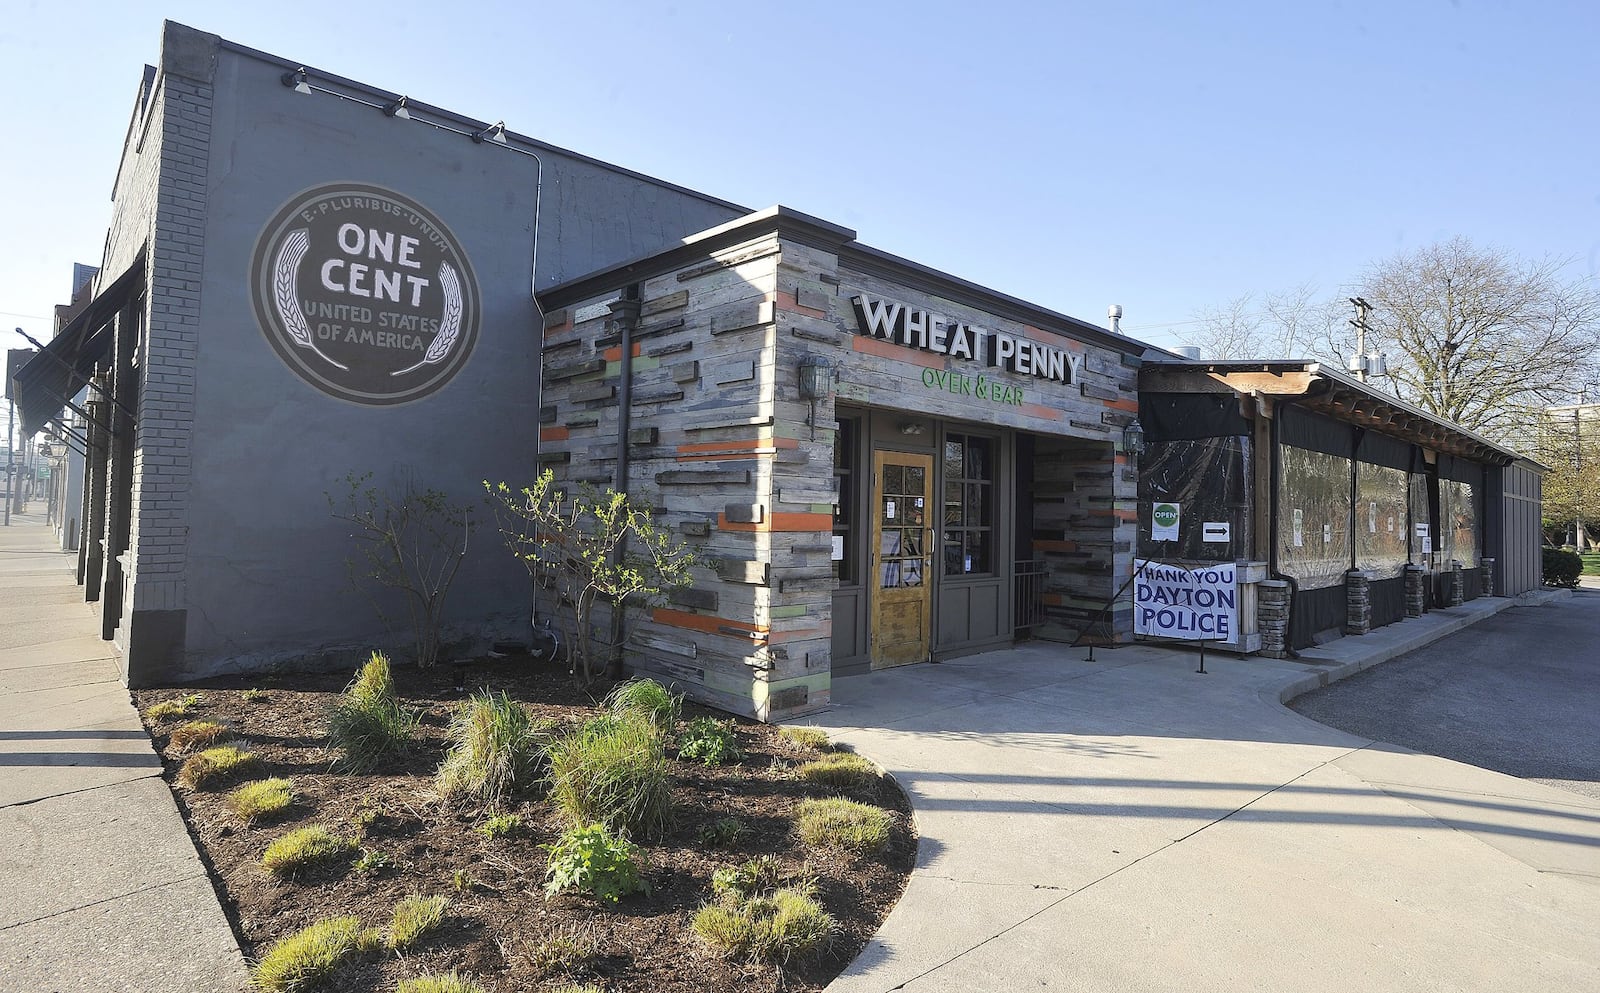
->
(898, 420, 926, 436)
(382, 96, 411, 119)
(280, 67, 311, 94)
(471, 121, 508, 144)
(1123, 417, 1146, 456)
(798, 354, 835, 439)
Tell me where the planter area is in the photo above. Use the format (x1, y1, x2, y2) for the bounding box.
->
(134, 656, 914, 993)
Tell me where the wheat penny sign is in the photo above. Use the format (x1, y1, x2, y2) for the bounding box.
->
(251, 183, 480, 404)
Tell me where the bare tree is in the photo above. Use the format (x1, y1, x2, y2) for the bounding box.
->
(1187, 284, 1344, 360)
(1343, 238, 1600, 440)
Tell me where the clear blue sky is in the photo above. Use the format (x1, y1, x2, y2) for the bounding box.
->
(4, 0, 1598, 361)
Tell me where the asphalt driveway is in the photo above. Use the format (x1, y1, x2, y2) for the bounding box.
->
(811, 607, 1600, 993)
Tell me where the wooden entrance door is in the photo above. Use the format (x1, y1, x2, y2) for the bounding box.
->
(870, 450, 933, 669)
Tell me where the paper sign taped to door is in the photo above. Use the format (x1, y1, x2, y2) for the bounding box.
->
(1202, 522, 1230, 542)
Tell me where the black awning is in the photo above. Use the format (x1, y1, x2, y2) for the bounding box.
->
(12, 259, 144, 435)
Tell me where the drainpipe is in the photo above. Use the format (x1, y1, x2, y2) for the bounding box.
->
(606, 285, 642, 679)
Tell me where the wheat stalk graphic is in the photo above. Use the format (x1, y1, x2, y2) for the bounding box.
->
(273, 229, 349, 371)
(393, 260, 463, 377)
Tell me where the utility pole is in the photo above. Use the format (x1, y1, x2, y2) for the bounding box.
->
(1346, 297, 1384, 383)
(4, 395, 12, 526)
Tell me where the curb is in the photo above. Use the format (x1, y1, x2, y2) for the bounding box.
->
(1275, 593, 1556, 706)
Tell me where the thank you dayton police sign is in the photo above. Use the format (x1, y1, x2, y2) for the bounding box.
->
(1133, 559, 1237, 641)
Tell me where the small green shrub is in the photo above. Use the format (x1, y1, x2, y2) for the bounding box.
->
(353, 848, 392, 875)
(477, 813, 524, 840)
(1544, 546, 1583, 588)
(262, 825, 356, 875)
(697, 816, 747, 847)
(527, 925, 601, 976)
(547, 713, 672, 838)
(143, 693, 203, 721)
(794, 752, 880, 793)
(396, 974, 487, 993)
(543, 823, 648, 904)
(252, 914, 365, 992)
(388, 894, 449, 950)
(778, 726, 831, 750)
(796, 796, 893, 852)
(692, 885, 834, 963)
(328, 652, 418, 773)
(177, 744, 259, 790)
(435, 690, 550, 806)
(711, 855, 786, 901)
(451, 869, 476, 893)
(228, 777, 293, 823)
(677, 717, 743, 766)
(605, 678, 680, 735)
(242, 688, 271, 703)
(168, 720, 234, 755)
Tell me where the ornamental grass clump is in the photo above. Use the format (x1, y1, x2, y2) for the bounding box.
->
(227, 777, 294, 823)
(604, 678, 680, 737)
(387, 893, 449, 950)
(547, 712, 672, 839)
(794, 752, 881, 793)
(143, 693, 203, 721)
(435, 690, 551, 807)
(796, 796, 893, 853)
(327, 651, 418, 773)
(778, 725, 832, 751)
(177, 744, 259, 790)
(261, 825, 357, 876)
(693, 882, 834, 964)
(526, 925, 601, 976)
(167, 719, 234, 755)
(252, 914, 366, 992)
(396, 974, 487, 993)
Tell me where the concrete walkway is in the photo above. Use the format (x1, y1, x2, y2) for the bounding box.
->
(818, 592, 1600, 993)
(0, 511, 248, 993)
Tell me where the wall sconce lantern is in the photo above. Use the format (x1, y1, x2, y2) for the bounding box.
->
(798, 354, 835, 439)
(1123, 417, 1146, 456)
(280, 66, 311, 94)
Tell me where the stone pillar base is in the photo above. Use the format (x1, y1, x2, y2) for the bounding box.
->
(1447, 560, 1465, 607)
(1482, 557, 1496, 597)
(1258, 579, 1290, 658)
(1344, 569, 1372, 635)
(1404, 564, 1426, 617)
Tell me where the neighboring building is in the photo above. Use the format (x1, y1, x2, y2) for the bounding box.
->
(13, 21, 744, 686)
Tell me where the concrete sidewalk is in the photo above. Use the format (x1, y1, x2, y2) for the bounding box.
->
(818, 593, 1600, 993)
(0, 511, 248, 992)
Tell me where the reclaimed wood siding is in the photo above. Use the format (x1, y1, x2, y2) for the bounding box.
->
(540, 236, 832, 722)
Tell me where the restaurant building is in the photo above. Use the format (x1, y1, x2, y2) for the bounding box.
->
(536, 207, 1157, 720)
(11, 22, 1545, 717)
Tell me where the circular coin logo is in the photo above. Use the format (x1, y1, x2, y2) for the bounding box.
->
(250, 183, 480, 405)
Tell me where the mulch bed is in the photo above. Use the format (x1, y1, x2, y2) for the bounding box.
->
(133, 657, 915, 992)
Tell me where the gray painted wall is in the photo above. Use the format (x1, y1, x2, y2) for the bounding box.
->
(149, 26, 742, 673)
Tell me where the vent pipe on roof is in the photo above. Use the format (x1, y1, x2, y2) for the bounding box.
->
(1174, 345, 1202, 360)
(1108, 304, 1123, 334)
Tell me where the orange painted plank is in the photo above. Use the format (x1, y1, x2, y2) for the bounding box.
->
(540, 426, 569, 443)
(1103, 397, 1139, 412)
(601, 342, 643, 361)
(850, 335, 944, 369)
(677, 437, 780, 455)
(775, 290, 829, 319)
(652, 608, 766, 637)
(1032, 539, 1078, 553)
(718, 512, 833, 533)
